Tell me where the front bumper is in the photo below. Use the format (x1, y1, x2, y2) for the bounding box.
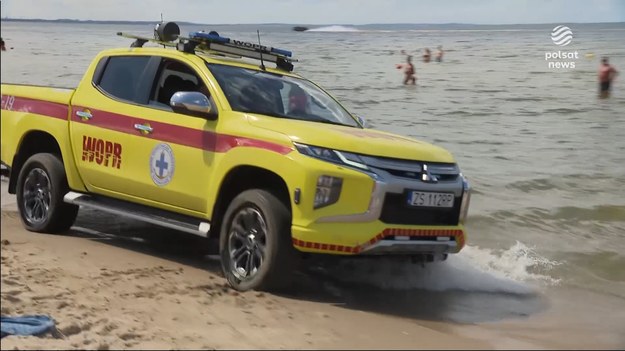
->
(292, 222, 465, 255)
(290, 156, 470, 256)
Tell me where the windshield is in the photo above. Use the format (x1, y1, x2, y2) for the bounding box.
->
(206, 63, 360, 127)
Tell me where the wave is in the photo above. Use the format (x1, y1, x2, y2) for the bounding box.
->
(476, 89, 508, 93)
(471, 205, 625, 238)
(544, 108, 588, 114)
(503, 97, 544, 102)
(306, 25, 360, 32)
(494, 55, 519, 59)
(542, 205, 625, 222)
(507, 173, 625, 193)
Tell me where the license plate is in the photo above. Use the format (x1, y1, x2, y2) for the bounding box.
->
(407, 191, 454, 208)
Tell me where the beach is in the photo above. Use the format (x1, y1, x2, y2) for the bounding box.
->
(0, 180, 487, 350)
(1, 20, 625, 349)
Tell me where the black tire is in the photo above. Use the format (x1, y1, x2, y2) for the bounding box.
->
(16, 153, 79, 233)
(219, 189, 298, 291)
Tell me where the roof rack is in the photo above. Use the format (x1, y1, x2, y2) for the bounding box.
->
(116, 22, 296, 72)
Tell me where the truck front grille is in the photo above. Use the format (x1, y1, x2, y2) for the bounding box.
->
(379, 193, 461, 225)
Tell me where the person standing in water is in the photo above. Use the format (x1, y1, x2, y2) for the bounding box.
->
(402, 55, 416, 85)
(423, 48, 431, 63)
(435, 46, 444, 62)
(598, 57, 618, 98)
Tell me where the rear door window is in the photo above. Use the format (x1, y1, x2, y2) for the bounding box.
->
(96, 56, 153, 103)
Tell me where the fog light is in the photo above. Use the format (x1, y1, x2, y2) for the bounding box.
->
(459, 175, 471, 223)
(314, 175, 342, 209)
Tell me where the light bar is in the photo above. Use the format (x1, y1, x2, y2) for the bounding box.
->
(209, 43, 282, 64)
(189, 31, 293, 58)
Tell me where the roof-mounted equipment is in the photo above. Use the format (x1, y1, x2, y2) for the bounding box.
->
(117, 21, 296, 72)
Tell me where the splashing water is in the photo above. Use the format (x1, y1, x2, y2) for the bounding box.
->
(319, 241, 560, 294)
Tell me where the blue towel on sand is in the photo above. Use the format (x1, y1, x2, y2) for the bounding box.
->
(0, 315, 55, 338)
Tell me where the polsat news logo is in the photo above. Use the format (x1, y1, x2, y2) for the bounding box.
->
(545, 25, 577, 69)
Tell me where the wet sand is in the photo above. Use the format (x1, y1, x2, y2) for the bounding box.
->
(1, 180, 624, 350)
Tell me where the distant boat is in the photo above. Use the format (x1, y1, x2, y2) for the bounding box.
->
(292, 26, 309, 32)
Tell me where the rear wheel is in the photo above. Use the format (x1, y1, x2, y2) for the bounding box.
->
(220, 189, 298, 291)
(16, 153, 78, 233)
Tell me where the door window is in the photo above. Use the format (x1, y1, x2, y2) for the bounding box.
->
(150, 59, 212, 110)
(97, 56, 152, 103)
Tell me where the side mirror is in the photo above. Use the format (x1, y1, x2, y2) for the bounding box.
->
(170, 91, 218, 120)
(356, 115, 370, 128)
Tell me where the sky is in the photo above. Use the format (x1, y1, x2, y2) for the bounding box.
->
(1, 0, 624, 25)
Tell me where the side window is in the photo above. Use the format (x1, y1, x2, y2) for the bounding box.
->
(97, 56, 152, 102)
(150, 59, 212, 109)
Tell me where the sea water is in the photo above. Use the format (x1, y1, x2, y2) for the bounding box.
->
(1, 21, 624, 325)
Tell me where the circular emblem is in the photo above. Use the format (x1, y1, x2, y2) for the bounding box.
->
(150, 143, 175, 186)
(551, 25, 573, 46)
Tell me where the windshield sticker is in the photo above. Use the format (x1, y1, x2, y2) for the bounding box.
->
(82, 136, 122, 168)
(150, 143, 175, 186)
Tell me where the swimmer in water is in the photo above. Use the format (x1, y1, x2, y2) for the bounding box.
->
(423, 48, 431, 63)
(435, 46, 443, 62)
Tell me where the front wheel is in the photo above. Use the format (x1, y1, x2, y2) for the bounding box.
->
(16, 153, 78, 233)
(219, 189, 298, 291)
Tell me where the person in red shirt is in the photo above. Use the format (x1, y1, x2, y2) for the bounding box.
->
(598, 57, 618, 98)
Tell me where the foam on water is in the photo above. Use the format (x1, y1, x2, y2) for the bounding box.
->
(306, 25, 360, 32)
(322, 241, 559, 294)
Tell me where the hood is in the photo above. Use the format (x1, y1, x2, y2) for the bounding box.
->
(247, 115, 455, 163)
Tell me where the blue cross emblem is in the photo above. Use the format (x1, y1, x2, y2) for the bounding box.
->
(150, 143, 174, 186)
(155, 152, 168, 177)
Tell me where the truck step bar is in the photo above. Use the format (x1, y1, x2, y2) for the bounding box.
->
(63, 192, 211, 238)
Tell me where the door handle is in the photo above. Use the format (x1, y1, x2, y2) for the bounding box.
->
(134, 123, 153, 134)
(76, 110, 93, 120)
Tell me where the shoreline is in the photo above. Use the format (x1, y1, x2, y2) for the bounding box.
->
(2, 181, 625, 349)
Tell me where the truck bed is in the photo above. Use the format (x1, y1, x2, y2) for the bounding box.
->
(1, 84, 76, 168)
(1, 83, 76, 107)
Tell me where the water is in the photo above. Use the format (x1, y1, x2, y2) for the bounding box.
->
(2, 21, 625, 301)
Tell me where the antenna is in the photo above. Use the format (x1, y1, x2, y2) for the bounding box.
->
(257, 30, 266, 71)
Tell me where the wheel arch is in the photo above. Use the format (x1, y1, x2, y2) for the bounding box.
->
(210, 165, 291, 240)
(8, 130, 64, 194)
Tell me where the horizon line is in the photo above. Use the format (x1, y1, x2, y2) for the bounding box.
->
(1, 17, 624, 27)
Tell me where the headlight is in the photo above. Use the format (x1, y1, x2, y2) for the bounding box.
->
(294, 143, 369, 170)
(459, 175, 471, 223)
(314, 175, 343, 209)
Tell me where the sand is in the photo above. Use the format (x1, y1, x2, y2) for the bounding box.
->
(2, 179, 624, 350)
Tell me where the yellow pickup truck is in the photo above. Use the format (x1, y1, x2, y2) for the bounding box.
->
(0, 23, 471, 291)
